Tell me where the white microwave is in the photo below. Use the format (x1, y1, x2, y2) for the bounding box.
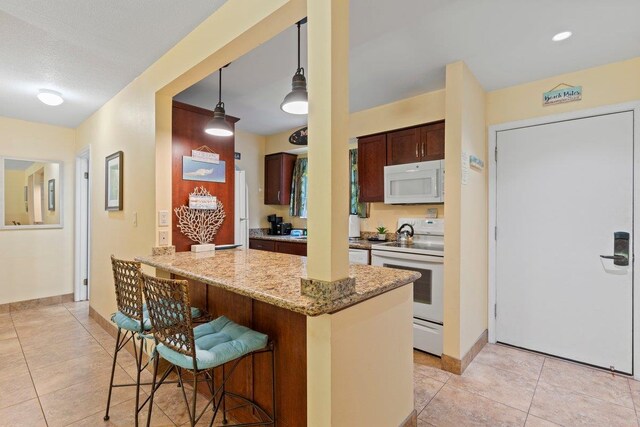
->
(384, 160, 444, 204)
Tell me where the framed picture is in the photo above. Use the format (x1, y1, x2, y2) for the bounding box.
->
(182, 156, 226, 183)
(47, 179, 55, 211)
(105, 151, 123, 211)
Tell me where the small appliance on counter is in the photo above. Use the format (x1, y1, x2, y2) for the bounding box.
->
(348, 214, 361, 239)
(267, 214, 282, 235)
(279, 223, 292, 235)
(267, 214, 292, 235)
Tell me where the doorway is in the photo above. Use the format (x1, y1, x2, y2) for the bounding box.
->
(75, 147, 91, 301)
(489, 105, 639, 376)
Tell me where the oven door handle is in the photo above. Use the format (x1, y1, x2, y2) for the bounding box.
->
(371, 251, 444, 263)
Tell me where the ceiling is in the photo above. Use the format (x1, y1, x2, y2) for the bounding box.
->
(1, 0, 639, 133)
(177, 0, 640, 135)
(0, 0, 227, 127)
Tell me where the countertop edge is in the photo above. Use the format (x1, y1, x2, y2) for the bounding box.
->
(136, 254, 418, 317)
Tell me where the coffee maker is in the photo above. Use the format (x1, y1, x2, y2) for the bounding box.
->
(267, 214, 282, 235)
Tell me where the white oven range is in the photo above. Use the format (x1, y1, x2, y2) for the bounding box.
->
(371, 218, 444, 356)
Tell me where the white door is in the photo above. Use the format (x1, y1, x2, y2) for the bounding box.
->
(496, 111, 634, 374)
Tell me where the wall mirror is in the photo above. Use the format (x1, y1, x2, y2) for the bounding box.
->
(1, 157, 63, 229)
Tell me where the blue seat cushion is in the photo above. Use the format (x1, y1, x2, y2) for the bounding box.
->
(156, 316, 268, 370)
(112, 304, 202, 333)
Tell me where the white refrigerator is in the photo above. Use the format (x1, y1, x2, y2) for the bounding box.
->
(234, 170, 249, 248)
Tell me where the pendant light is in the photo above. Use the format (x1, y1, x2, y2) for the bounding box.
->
(204, 65, 233, 137)
(281, 19, 308, 115)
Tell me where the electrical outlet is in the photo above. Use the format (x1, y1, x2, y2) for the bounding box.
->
(158, 210, 169, 227)
(159, 230, 169, 246)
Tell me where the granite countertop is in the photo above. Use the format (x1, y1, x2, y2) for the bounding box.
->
(136, 250, 419, 317)
(250, 234, 378, 250)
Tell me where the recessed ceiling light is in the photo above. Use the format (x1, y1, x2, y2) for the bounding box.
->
(37, 89, 64, 106)
(552, 31, 572, 42)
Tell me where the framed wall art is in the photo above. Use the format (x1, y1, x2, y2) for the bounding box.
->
(105, 151, 123, 211)
(47, 179, 55, 211)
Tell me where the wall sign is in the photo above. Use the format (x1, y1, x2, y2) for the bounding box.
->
(469, 155, 484, 171)
(289, 127, 308, 146)
(192, 149, 219, 164)
(543, 84, 582, 106)
(189, 194, 217, 210)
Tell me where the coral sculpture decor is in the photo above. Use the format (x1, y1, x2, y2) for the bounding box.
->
(174, 187, 225, 246)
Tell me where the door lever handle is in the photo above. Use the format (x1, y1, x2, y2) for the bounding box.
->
(600, 254, 629, 266)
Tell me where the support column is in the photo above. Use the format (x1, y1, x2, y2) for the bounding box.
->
(304, 0, 350, 286)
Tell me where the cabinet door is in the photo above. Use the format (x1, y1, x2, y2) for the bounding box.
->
(386, 128, 420, 165)
(358, 134, 387, 202)
(420, 122, 445, 161)
(264, 153, 297, 205)
(275, 241, 307, 256)
(249, 239, 276, 252)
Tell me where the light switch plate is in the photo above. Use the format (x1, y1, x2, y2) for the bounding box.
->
(159, 230, 169, 246)
(158, 210, 169, 227)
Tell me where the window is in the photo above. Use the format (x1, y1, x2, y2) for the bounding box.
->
(289, 157, 308, 218)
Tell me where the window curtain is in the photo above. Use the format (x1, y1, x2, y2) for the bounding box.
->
(349, 149, 367, 218)
(289, 157, 308, 218)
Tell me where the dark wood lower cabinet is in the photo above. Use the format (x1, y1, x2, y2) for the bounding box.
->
(249, 238, 307, 256)
(182, 277, 307, 427)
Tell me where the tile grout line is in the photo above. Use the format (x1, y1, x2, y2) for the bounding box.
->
(64, 302, 179, 426)
(10, 311, 50, 427)
(524, 356, 547, 426)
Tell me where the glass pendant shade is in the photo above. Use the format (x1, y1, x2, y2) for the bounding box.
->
(204, 103, 233, 136)
(281, 70, 308, 115)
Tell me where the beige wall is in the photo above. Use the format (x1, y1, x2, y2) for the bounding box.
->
(264, 89, 447, 233)
(307, 285, 414, 426)
(443, 62, 488, 359)
(4, 169, 28, 225)
(0, 116, 75, 304)
(487, 57, 640, 125)
(234, 130, 268, 229)
(76, 0, 306, 321)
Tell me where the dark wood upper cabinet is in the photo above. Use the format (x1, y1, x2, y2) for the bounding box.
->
(387, 122, 445, 165)
(264, 152, 297, 205)
(386, 128, 420, 165)
(420, 121, 445, 161)
(357, 134, 387, 202)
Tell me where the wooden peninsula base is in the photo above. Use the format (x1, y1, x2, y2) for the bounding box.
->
(140, 250, 418, 427)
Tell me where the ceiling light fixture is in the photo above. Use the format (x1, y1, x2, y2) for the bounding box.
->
(37, 89, 64, 106)
(281, 18, 308, 115)
(204, 64, 234, 137)
(552, 31, 572, 42)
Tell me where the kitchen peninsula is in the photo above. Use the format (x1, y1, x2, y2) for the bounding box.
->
(137, 248, 419, 427)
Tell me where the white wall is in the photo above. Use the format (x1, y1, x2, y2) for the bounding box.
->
(0, 116, 76, 304)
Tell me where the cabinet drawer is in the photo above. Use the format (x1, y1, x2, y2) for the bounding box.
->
(275, 241, 308, 256)
(249, 239, 276, 252)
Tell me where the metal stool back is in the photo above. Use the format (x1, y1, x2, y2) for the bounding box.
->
(104, 256, 150, 426)
(142, 273, 276, 427)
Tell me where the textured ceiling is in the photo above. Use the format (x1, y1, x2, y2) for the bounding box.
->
(1, 0, 639, 133)
(177, 0, 640, 135)
(0, 0, 227, 127)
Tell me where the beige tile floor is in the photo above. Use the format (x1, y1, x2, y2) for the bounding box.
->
(414, 344, 640, 426)
(1, 301, 639, 426)
(0, 302, 230, 427)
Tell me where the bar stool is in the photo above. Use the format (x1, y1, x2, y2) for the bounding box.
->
(141, 273, 276, 427)
(104, 256, 202, 426)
